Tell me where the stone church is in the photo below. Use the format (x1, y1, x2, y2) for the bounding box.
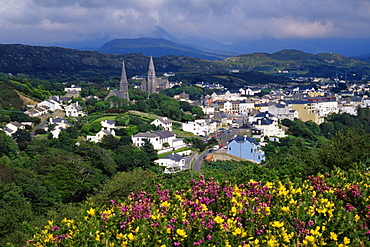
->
(105, 61, 130, 101)
(140, 57, 169, 94)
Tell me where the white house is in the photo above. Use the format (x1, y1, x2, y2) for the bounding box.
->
(239, 100, 255, 114)
(252, 112, 286, 137)
(48, 117, 73, 138)
(154, 153, 186, 173)
(151, 117, 173, 131)
(239, 87, 261, 96)
(3, 122, 24, 136)
(65, 102, 86, 117)
(38, 98, 63, 112)
(132, 131, 185, 151)
(268, 104, 297, 121)
(182, 119, 217, 136)
(86, 120, 116, 143)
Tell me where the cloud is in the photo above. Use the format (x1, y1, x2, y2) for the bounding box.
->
(0, 0, 369, 47)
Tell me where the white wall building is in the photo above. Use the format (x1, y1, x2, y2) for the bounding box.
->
(151, 117, 173, 131)
(154, 153, 186, 173)
(182, 119, 217, 136)
(132, 131, 185, 151)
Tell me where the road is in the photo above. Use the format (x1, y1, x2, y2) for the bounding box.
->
(192, 128, 236, 172)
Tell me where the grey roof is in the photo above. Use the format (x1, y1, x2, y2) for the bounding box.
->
(162, 153, 184, 161)
(10, 121, 22, 128)
(154, 130, 174, 139)
(246, 137, 259, 145)
(253, 118, 274, 125)
(134, 132, 159, 138)
(104, 119, 116, 125)
(158, 117, 172, 124)
(232, 136, 259, 145)
(255, 111, 276, 118)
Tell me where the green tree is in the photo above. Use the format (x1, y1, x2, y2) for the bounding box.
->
(141, 139, 158, 166)
(100, 135, 120, 150)
(0, 131, 18, 157)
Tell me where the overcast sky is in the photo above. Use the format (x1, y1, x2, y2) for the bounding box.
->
(1, 0, 370, 55)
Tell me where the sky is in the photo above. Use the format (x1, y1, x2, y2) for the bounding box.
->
(1, 0, 370, 56)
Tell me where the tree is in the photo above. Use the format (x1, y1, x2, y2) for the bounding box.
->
(100, 135, 120, 150)
(114, 145, 151, 171)
(87, 146, 117, 176)
(141, 139, 158, 166)
(0, 131, 18, 158)
(12, 129, 31, 143)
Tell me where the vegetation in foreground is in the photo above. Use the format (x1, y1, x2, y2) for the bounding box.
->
(25, 168, 370, 246)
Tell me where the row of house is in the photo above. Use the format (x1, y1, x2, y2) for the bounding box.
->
(25, 96, 85, 118)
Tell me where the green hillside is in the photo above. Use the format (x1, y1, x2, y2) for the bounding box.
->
(0, 45, 369, 82)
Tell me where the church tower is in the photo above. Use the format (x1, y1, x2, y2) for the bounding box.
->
(119, 61, 130, 101)
(139, 56, 169, 94)
(146, 56, 157, 94)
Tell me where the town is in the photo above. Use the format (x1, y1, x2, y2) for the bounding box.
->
(3, 56, 370, 175)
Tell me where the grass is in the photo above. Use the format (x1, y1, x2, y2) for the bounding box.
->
(157, 147, 193, 159)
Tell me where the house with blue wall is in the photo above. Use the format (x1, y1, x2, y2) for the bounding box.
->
(227, 136, 265, 164)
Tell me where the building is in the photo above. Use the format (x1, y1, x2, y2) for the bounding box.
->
(182, 119, 217, 137)
(151, 117, 173, 131)
(140, 57, 169, 94)
(105, 61, 130, 101)
(64, 85, 81, 98)
(268, 104, 297, 121)
(154, 153, 186, 173)
(64, 102, 85, 117)
(286, 100, 324, 124)
(86, 120, 116, 143)
(132, 131, 185, 151)
(228, 136, 265, 164)
(252, 112, 286, 137)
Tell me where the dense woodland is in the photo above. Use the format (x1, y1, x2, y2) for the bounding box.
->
(1, 74, 370, 245)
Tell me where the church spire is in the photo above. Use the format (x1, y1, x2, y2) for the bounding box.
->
(119, 61, 130, 101)
(147, 56, 157, 94)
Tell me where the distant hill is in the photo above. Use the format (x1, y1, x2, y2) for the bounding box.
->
(98, 38, 234, 60)
(0, 44, 369, 82)
(224, 49, 370, 79)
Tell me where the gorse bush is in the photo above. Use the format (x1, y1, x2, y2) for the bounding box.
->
(25, 169, 370, 246)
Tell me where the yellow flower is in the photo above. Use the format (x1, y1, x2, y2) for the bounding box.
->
(232, 228, 242, 236)
(305, 235, 315, 243)
(230, 206, 237, 216)
(330, 232, 338, 241)
(281, 206, 290, 212)
(214, 216, 224, 224)
(160, 245, 166, 247)
(343, 237, 350, 245)
(355, 214, 360, 222)
(87, 208, 96, 216)
(270, 221, 284, 228)
(166, 228, 171, 234)
(160, 201, 171, 208)
(127, 233, 134, 241)
(267, 238, 278, 246)
(176, 229, 187, 238)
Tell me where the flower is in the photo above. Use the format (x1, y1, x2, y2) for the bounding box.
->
(176, 229, 187, 238)
(270, 221, 284, 228)
(330, 232, 338, 241)
(87, 208, 96, 216)
(214, 215, 224, 224)
(343, 237, 350, 245)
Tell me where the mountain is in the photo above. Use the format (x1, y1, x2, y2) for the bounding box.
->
(0, 44, 369, 82)
(97, 38, 232, 60)
(224, 49, 370, 79)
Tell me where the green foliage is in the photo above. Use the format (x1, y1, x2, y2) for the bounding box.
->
(0, 131, 18, 158)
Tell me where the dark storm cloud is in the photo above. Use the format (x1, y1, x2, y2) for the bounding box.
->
(0, 0, 369, 46)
